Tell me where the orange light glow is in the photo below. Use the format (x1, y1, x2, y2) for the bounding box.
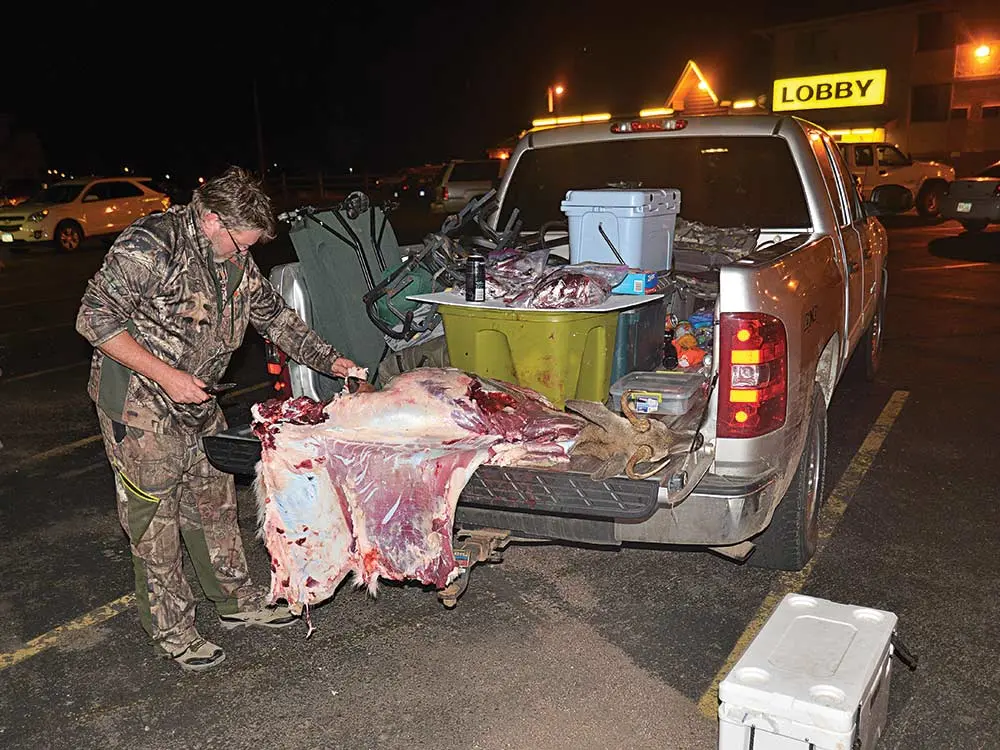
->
(731, 350, 762, 365)
(975, 44, 992, 59)
(730, 390, 761, 404)
(734, 411, 749, 423)
(736, 329, 752, 343)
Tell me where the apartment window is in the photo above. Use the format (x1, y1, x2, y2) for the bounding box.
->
(984, 105, 1000, 119)
(911, 84, 951, 122)
(917, 11, 955, 51)
(950, 107, 969, 120)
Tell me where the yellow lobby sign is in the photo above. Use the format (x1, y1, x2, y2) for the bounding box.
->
(772, 69, 887, 111)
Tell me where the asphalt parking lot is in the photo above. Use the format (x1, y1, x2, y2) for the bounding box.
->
(1, 215, 999, 749)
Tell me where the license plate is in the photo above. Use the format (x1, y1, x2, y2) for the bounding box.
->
(957, 202, 972, 213)
(1, 232, 12, 242)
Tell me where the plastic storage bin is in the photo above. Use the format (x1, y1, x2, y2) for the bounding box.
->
(560, 188, 681, 271)
(609, 371, 706, 415)
(439, 305, 619, 409)
(610, 298, 667, 384)
(718, 593, 897, 750)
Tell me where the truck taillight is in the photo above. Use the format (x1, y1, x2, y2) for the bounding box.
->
(442, 186, 449, 201)
(718, 313, 787, 438)
(264, 339, 292, 400)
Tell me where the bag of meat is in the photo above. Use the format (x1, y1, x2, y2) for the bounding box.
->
(509, 263, 630, 309)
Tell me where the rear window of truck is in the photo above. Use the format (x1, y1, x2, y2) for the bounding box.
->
(499, 136, 810, 230)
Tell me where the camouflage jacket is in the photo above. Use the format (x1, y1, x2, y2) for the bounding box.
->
(76, 204, 342, 435)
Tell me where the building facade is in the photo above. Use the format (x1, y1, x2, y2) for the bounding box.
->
(762, 0, 1000, 175)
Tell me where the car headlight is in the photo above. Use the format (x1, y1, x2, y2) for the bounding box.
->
(27, 209, 49, 223)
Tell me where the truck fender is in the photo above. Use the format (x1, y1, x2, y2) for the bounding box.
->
(815, 334, 841, 404)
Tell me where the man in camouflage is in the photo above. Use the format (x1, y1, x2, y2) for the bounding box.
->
(77, 166, 358, 672)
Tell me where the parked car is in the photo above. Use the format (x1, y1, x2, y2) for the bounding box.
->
(394, 164, 446, 206)
(837, 142, 954, 218)
(938, 161, 1000, 232)
(430, 159, 506, 214)
(0, 177, 44, 207)
(0, 176, 170, 252)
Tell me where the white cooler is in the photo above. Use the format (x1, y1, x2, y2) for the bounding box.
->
(560, 188, 680, 271)
(718, 594, 897, 750)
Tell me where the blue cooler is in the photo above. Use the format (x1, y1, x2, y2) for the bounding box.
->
(560, 188, 681, 272)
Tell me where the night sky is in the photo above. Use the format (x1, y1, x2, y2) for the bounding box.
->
(4, 0, 917, 184)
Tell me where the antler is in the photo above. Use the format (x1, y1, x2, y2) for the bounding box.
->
(619, 391, 651, 433)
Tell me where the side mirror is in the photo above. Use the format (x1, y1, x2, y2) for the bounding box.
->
(82, 194, 99, 202)
(864, 184, 914, 217)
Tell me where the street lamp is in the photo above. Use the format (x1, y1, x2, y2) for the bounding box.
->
(547, 84, 566, 114)
(974, 44, 992, 59)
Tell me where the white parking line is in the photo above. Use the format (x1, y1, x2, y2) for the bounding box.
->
(0, 594, 136, 671)
(0, 296, 80, 311)
(2, 361, 89, 383)
(901, 262, 989, 272)
(3, 435, 103, 474)
(697, 389, 910, 718)
(0, 322, 76, 339)
(221, 381, 272, 400)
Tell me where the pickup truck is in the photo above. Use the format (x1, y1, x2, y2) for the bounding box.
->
(837, 141, 954, 218)
(204, 114, 909, 574)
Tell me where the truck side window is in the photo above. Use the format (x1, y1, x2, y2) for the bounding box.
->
(810, 132, 851, 227)
(824, 137, 866, 224)
(854, 145, 874, 167)
(876, 146, 909, 166)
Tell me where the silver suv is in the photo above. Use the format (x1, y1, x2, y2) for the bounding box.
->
(430, 159, 505, 214)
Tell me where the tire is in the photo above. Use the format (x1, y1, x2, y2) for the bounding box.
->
(915, 182, 943, 218)
(859, 268, 887, 381)
(54, 220, 83, 252)
(961, 220, 988, 233)
(749, 389, 827, 571)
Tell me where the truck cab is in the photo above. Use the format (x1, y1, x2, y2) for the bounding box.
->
(836, 141, 954, 217)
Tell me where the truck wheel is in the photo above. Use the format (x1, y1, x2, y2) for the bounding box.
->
(54, 220, 84, 252)
(961, 220, 987, 233)
(915, 183, 943, 218)
(748, 389, 827, 571)
(860, 268, 887, 381)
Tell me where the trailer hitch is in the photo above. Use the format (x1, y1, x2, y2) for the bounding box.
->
(438, 528, 511, 608)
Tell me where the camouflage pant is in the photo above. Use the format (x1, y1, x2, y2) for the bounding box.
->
(377, 334, 450, 387)
(97, 408, 263, 655)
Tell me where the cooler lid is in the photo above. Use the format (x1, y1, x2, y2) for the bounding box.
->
(561, 188, 680, 210)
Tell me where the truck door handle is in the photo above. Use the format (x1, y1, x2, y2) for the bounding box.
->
(878, 169, 889, 176)
(848, 261, 861, 275)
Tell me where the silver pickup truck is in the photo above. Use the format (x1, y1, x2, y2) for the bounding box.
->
(204, 114, 909, 574)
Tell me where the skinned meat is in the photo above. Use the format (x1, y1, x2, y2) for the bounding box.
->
(252, 368, 583, 613)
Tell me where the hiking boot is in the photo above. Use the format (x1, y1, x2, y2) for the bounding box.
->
(219, 603, 298, 630)
(171, 638, 226, 672)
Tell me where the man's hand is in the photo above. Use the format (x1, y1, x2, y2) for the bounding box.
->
(331, 357, 360, 378)
(158, 368, 211, 404)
